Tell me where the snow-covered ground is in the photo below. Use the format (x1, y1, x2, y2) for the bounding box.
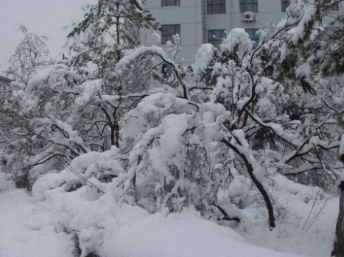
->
(238, 174, 339, 257)
(0, 190, 303, 257)
(241, 194, 338, 257)
(0, 172, 338, 257)
(0, 187, 74, 257)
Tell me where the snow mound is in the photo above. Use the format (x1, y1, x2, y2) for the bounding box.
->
(100, 206, 306, 257)
(0, 185, 307, 257)
(0, 190, 74, 257)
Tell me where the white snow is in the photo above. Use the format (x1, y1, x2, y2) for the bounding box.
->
(75, 79, 103, 107)
(193, 44, 215, 80)
(1, 167, 338, 257)
(116, 46, 173, 73)
(0, 183, 313, 257)
(221, 28, 253, 57)
(0, 189, 74, 257)
(149, 113, 190, 176)
(243, 186, 338, 257)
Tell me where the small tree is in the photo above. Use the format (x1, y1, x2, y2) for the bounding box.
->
(65, 0, 159, 148)
(1, 0, 160, 188)
(6, 25, 51, 84)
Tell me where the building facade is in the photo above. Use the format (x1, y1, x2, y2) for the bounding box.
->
(141, 0, 339, 64)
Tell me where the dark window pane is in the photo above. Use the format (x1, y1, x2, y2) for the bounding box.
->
(208, 29, 226, 48)
(162, 0, 180, 7)
(240, 0, 258, 12)
(281, 0, 290, 12)
(212, 5, 221, 13)
(161, 24, 180, 45)
(208, 0, 226, 14)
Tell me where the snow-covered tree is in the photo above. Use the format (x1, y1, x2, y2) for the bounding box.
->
(6, 25, 51, 84)
(66, 0, 158, 80)
(0, 0, 161, 189)
(264, 0, 344, 253)
(111, 5, 344, 229)
(64, 0, 159, 148)
(0, 27, 53, 187)
(3, 1, 344, 250)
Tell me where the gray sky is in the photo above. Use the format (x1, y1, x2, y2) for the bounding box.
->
(0, 0, 96, 72)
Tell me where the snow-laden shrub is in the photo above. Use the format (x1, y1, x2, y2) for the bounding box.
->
(32, 146, 124, 201)
(117, 94, 225, 215)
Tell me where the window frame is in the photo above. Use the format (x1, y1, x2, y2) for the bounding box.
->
(281, 0, 290, 12)
(161, 24, 181, 45)
(161, 0, 180, 7)
(207, 0, 226, 14)
(208, 30, 226, 48)
(239, 0, 258, 13)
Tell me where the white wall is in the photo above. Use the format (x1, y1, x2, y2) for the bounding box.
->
(141, 0, 202, 64)
(207, 0, 287, 33)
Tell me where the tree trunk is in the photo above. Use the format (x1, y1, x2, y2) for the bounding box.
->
(332, 181, 344, 257)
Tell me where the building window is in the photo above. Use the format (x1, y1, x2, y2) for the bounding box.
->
(281, 0, 290, 12)
(161, 24, 181, 45)
(208, 30, 226, 48)
(240, 0, 258, 13)
(245, 28, 259, 47)
(207, 0, 226, 14)
(162, 0, 180, 7)
(324, 0, 339, 11)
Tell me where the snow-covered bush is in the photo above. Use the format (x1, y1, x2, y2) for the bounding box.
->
(112, 16, 343, 229)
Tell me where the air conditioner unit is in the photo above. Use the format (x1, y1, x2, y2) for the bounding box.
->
(242, 11, 256, 22)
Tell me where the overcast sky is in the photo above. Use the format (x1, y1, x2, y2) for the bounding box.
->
(0, 0, 96, 72)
